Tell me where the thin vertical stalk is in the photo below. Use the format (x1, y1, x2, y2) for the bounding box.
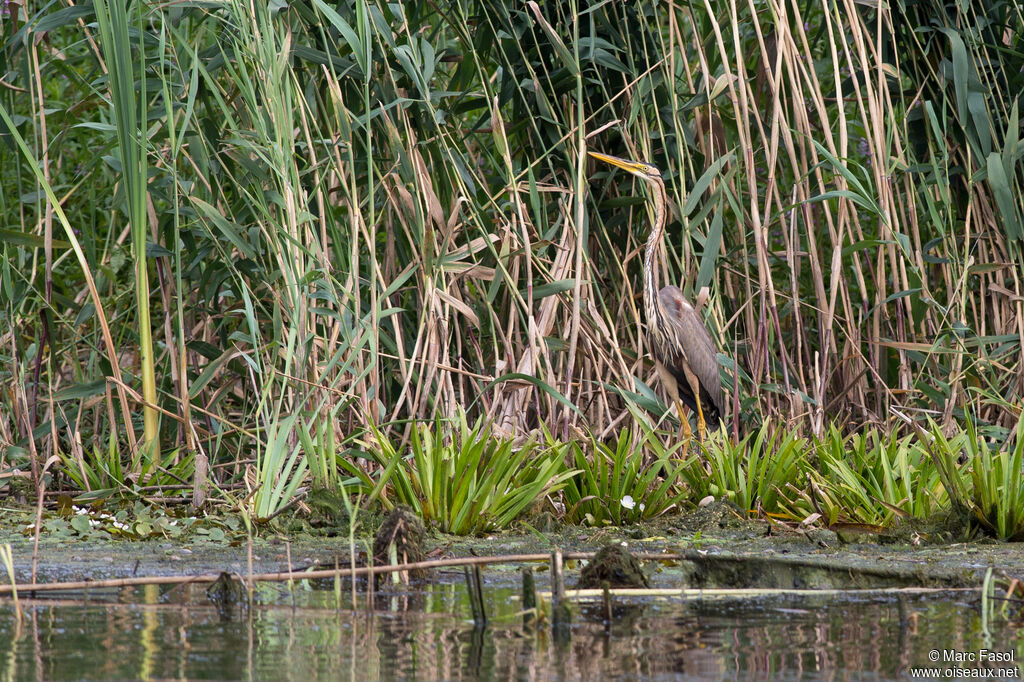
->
(93, 0, 159, 465)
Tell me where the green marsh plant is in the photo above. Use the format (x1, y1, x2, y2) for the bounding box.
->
(952, 417, 1024, 541)
(809, 427, 946, 527)
(59, 444, 196, 502)
(559, 427, 688, 526)
(683, 422, 804, 517)
(347, 412, 575, 535)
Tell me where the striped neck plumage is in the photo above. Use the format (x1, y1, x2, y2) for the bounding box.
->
(642, 174, 668, 327)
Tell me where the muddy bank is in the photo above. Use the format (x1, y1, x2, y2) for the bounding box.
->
(0, 513, 1019, 591)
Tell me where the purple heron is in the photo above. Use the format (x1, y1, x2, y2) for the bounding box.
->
(589, 151, 725, 440)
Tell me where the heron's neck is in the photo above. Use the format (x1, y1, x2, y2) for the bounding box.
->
(643, 175, 668, 325)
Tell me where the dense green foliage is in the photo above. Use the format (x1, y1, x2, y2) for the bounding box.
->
(345, 413, 574, 534)
(560, 425, 689, 526)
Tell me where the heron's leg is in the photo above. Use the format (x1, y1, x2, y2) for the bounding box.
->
(674, 399, 692, 449)
(678, 399, 710, 471)
(681, 366, 707, 442)
(695, 395, 707, 443)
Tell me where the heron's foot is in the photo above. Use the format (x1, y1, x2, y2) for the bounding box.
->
(692, 400, 711, 470)
(675, 400, 693, 439)
(694, 396, 708, 443)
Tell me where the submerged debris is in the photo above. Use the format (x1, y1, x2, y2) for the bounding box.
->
(206, 571, 247, 619)
(373, 506, 427, 583)
(577, 544, 650, 589)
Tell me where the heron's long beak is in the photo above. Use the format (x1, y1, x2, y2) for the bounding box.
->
(587, 151, 645, 175)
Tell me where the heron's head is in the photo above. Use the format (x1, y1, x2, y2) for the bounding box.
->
(588, 151, 662, 182)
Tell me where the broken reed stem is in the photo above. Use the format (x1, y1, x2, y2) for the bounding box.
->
(365, 541, 374, 615)
(550, 548, 565, 603)
(463, 565, 486, 627)
(550, 548, 571, 630)
(333, 556, 341, 611)
(521, 568, 536, 628)
(0, 545, 22, 628)
(602, 582, 612, 623)
(462, 566, 476, 621)
(473, 564, 486, 626)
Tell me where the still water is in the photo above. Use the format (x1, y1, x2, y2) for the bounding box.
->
(0, 574, 1019, 680)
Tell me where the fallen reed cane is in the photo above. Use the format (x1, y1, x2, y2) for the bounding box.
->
(0, 552, 599, 594)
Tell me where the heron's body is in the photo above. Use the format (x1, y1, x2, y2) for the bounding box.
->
(589, 150, 725, 436)
(653, 286, 723, 424)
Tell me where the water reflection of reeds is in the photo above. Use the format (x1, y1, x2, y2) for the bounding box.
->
(0, 588, 1020, 680)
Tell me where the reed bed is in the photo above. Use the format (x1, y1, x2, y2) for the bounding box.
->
(0, 0, 1021, 524)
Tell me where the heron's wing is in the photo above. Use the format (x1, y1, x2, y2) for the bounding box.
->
(657, 286, 725, 417)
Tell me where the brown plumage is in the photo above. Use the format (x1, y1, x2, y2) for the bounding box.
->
(588, 151, 725, 437)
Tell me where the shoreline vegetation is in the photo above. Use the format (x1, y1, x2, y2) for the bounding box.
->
(0, 1, 1022, 542)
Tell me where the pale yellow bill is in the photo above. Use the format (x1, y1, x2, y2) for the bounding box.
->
(587, 151, 645, 174)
